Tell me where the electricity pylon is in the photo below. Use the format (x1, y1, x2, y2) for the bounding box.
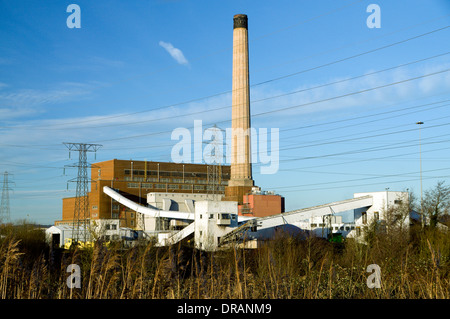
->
(64, 142, 102, 243)
(206, 125, 225, 199)
(0, 171, 13, 224)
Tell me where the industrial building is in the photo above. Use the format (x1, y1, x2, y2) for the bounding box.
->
(48, 14, 415, 251)
(102, 185, 412, 250)
(57, 159, 231, 228)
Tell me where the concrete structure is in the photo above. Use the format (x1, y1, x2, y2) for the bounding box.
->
(244, 195, 373, 240)
(194, 200, 239, 251)
(102, 186, 406, 250)
(224, 14, 255, 204)
(145, 192, 223, 232)
(58, 159, 230, 228)
(349, 191, 410, 238)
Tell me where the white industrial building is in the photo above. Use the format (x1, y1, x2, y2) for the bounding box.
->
(352, 191, 410, 230)
(46, 186, 418, 250)
(47, 187, 416, 250)
(97, 186, 414, 250)
(46, 219, 136, 248)
(143, 192, 223, 234)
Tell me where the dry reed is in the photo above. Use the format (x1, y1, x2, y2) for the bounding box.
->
(0, 223, 449, 299)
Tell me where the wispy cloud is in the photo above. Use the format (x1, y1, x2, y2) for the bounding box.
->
(159, 41, 189, 66)
(0, 83, 93, 120)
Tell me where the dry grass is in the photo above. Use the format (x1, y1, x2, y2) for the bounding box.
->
(0, 223, 449, 299)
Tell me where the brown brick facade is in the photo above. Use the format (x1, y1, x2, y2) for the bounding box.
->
(57, 159, 230, 228)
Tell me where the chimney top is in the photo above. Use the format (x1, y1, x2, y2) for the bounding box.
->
(233, 14, 248, 29)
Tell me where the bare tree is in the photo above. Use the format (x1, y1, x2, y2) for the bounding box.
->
(422, 181, 450, 228)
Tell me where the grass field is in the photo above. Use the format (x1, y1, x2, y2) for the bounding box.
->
(0, 221, 448, 299)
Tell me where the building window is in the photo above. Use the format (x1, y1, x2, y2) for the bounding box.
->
(194, 185, 204, 190)
(168, 184, 179, 189)
(111, 224, 117, 230)
(142, 183, 153, 188)
(112, 204, 119, 210)
(374, 211, 379, 220)
(311, 223, 317, 228)
(130, 212, 134, 218)
(127, 183, 139, 188)
(92, 205, 98, 210)
(356, 227, 361, 237)
(160, 178, 170, 183)
(362, 212, 367, 224)
(172, 178, 183, 183)
(155, 184, 166, 189)
(394, 200, 402, 205)
(181, 185, 192, 190)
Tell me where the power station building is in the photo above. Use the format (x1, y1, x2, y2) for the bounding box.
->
(57, 158, 285, 232)
(57, 159, 231, 228)
(50, 13, 413, 250)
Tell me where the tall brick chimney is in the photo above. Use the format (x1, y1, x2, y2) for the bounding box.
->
(223, 14, 255, 204)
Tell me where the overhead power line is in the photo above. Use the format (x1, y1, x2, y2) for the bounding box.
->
(30, 52, 450, 131)
(279, 174, 450, 193)
(88, 67, 450, 143)
(271, 166, 450, 190)
(3, 25, 448, 132)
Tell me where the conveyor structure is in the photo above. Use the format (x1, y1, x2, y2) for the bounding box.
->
(103, 186, 373, 249)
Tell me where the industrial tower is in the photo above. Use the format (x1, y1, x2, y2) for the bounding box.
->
(0, 171, 13, 223)
(223, 14, 256, 204)
(64, 142, 102, 243)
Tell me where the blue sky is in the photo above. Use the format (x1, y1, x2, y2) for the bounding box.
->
(1, 0, 450, 224)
